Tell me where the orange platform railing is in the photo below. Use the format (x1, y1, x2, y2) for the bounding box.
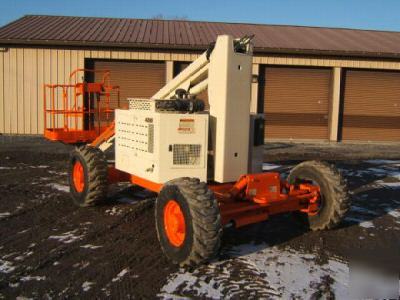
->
(43, 69, 120, 144)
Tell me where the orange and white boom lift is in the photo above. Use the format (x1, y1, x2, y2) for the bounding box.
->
(43, 35, 350, 266)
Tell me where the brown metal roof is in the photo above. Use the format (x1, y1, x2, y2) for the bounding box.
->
(1, 15, 400, 58)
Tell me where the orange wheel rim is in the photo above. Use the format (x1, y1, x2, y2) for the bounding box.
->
(164, 200, 186, 247)
(72, 160, 85, 193)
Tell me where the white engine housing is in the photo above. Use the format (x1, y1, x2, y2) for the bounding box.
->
(115, 100, 208, 183)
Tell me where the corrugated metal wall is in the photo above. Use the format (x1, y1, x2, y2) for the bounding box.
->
(2, 46, 400, 140)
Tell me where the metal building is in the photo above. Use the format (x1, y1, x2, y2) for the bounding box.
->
(0, 15, 399, 142)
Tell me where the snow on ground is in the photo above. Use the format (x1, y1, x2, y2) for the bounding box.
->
(105, 206, 124, 216)
(112, 268, 129, 282)
(20, 276, 46, 282)
(345, 217, 375, 228)
(80, 244, 103, 250)
(262, 163, 281, 171)
(160, 243, 349, 299)
(0, 259, 16, 273)
(14, 251, 34, 262)
(48, 229, 84, 244)
(82, 281, 95, 292)
(0, 212, 11, 219)
(48, 183, 69, 193)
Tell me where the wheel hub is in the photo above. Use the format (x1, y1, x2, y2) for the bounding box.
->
(164, 200, 186, 247)
(72, 160, 85, 193)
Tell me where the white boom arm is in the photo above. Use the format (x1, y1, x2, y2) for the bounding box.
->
(152, 52, 209, 100)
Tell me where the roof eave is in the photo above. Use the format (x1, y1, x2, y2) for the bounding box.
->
(1, 39, 400, 60)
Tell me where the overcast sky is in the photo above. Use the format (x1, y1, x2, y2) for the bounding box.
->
(0, 0, 399, 32)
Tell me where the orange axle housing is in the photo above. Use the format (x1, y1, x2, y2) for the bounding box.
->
(107, 166, 320, 228)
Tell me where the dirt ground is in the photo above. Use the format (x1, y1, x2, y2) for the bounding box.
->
(0, 136, 399, 299)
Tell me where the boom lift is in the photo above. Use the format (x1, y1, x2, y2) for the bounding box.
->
(43, 35, 350, 266)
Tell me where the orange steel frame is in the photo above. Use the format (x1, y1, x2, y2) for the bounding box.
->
(107, 165, 320, 228)
(43, 69, 120, 144)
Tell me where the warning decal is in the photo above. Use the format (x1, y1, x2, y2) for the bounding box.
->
(178, 119, 195, 134)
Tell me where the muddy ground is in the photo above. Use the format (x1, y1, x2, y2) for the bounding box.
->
(0, 137, 399, 299)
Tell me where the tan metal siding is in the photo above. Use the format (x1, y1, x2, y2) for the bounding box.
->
(342, 70, 400, 141)
(2, 46, 400, 135)
(260, 66, 331, 140)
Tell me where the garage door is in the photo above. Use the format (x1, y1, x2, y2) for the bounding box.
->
(94, 60, 166, 109)
(341, 70, 400, 142)
(259, 66, 331, 140)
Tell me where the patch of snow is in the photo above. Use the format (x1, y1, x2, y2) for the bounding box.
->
(262, 163, 281, 171)
(105, 207, 123, 216)
(359, 221, 375, 228)
(20, 275, 46, 282)
(48, 170, 67, 175)
(48, 230, 84, 244)
(9, 282, 20, 288)
(160, 244, 349, 299)
(385, 209, 400, 219)
(14, 251, 33, 262)
(53, 261, 60, 266)
(0, 259, 16, 273)
(0, 166, 16, 170)
(80, 244, 103, 250)
(82, 281, 95, 292)
(0, 212, 11, 219)
(48, 183, 69, 192)
(376, 180, 400, 189)
(112, 268, 129, 282)
(345, 217, 375, 228)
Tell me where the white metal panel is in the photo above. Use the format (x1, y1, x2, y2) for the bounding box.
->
(115, 108, 208, 183)
(208, 35, 253, 182)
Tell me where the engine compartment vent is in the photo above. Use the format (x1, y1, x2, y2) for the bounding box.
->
(173, 144, 201, 165)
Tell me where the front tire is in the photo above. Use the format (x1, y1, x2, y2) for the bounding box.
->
(287, 161, 350, 230)
(155, 178, 222, 266)
(68, 145, 108, 207)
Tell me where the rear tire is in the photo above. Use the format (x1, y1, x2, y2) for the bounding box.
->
(287, 161, 350, 230)
(155, 177, 222, 266)
(68, 145, 108, 207)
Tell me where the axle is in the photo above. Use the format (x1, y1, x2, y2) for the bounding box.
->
(107, 165, 320, 228)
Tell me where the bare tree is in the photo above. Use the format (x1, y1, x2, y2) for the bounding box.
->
(152, 14, 188, 20)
